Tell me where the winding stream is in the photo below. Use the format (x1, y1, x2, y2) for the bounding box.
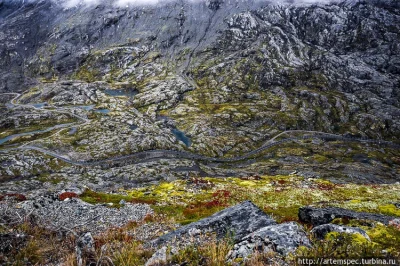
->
(0, 94, 88, 146)
(0, 123, 75, 145)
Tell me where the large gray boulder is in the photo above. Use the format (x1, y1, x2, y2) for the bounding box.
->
(151, 201, 276, 247)
(299, 206, 398, 226)
(227, 222, 311, 262)
(145, 246, 169, 266)
(311, 224, 370, 241)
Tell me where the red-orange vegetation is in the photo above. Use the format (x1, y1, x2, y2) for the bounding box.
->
(58, 192, 79, 201)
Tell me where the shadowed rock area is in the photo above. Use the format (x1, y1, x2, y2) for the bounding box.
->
(299, 206, 398, 226)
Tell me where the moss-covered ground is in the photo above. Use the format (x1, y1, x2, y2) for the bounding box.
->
(75, 175, 400, 264)
(81, 175, 400, 224)
(3, 175, 399, 265)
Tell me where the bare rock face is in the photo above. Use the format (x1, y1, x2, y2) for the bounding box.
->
(206, 0, 223, 10)
(1, 0, 400, 163)
(151, 201, 276, 247)
(299, 206, 398, 226)
(147, 202, 311, 265)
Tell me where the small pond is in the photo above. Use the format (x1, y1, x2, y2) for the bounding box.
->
(95, 109, 110, 114)
(77, 105, 95, 111)
(69, 127, 77, 135)
(129, 124, 138, 130)
(172, 128, 191, 147)
(32, 103, 47, 108)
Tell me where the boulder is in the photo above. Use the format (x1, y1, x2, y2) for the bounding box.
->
(76, 232, 96, 266)
(311, 224, 370, 241)
(389, 218, 400, 230)
(151, 201, 276, 247)
(226, 222, 311, 262)
(145, 246, 168, 266)
(299, 206, 397, 226)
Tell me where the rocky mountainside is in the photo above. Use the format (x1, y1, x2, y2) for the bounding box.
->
(0, 1, 400, 264)
(1, 0, 399, 141)
(0, 0, 399, 186)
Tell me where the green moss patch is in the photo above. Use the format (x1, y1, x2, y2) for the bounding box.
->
(83, 176, 400, 225)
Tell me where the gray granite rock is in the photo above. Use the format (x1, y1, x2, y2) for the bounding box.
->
(311, 224, 370, 241)
(151, 201, 276, 247)
(76, 232, 96, 266)
(226, 222, 311, 262)
(145, 246, 168, 266)
(389, 218, 400, 229)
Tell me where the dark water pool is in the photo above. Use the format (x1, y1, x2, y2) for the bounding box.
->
(95, 109, 110, 114)
(32, 103, 47, 108)
(172, 128, 191, 147)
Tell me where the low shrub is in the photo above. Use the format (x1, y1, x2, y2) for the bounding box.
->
(59, 192, 79, 201)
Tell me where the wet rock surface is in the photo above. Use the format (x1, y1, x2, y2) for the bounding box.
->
(299, 206, 398, 226)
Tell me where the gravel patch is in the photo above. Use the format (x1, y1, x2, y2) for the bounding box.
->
(1, 196, 153, 234)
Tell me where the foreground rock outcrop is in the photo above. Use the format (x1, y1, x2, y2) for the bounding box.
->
(147, 201, 310, 265)
(151, 200, 276, 247)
